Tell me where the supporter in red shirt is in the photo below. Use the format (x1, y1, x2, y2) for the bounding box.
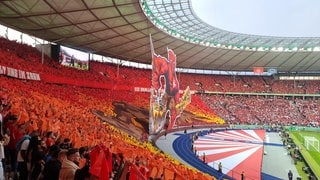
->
(5, 115, 26, 172)
(45, 131, 55, 148)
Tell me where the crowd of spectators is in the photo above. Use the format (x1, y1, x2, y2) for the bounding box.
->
(0, 38, 216, 179)
(2, 36, 320, 95)
(0, 78, 214, 179)
(199, 94, 320, 126)
(1, 36, 320, 180)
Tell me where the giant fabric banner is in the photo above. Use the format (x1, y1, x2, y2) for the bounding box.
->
(149, 48, 191, 137)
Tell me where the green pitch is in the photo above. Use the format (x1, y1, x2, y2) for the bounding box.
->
(289, 131, 320, 179)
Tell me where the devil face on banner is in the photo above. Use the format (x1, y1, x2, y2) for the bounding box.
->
(149, 48, 191, 135)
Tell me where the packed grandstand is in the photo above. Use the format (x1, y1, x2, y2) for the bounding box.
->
(0, 0, 320, 180)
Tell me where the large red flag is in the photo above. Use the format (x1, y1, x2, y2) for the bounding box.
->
(129, 164, 147, 180)
(89, 145, 112, 180)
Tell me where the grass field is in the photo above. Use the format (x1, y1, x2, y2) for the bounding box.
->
(289, 131, 320, 179)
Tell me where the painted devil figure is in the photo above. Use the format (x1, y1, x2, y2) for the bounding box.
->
(149, 48, 191, 136)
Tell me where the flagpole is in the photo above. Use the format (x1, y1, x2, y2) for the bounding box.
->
(149, 33, 154, 85)
(149, 34, 155, 140)
(149, 34, 154, 58)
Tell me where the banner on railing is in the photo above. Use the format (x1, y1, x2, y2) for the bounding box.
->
(0, 65, 41, 81)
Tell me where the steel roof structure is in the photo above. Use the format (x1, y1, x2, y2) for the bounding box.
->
(0, 0, 320, 72)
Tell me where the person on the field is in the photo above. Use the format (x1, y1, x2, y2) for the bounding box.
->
(218, 162, 222, 173)
(288, 170, 293, 180)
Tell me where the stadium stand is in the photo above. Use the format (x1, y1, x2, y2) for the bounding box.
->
(1, 36, 320, 179)
(0, 37, 216, 179)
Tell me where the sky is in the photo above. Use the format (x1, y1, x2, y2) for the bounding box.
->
(191, 0, 320, 37)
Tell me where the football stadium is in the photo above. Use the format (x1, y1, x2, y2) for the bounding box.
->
(0, 0, 319, 180)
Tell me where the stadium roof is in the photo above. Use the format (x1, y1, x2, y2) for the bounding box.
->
(0, 0, 320, 72)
